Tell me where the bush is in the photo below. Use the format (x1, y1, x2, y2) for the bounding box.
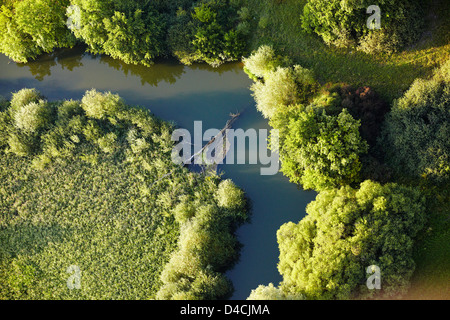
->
(168, 0, 248, 67)
(277, 180, 426, 299)
(0, 0, 75, 63)
(81, 89, 126, 120)
(273, 106, 368, 191)
(13, 101, 52, 133)
(242, 45, 281, 80)
(69, 0, 165, 67)
(381, 60, 450, 181)
(10, 88, 44, 113)
(215, 179, 245, 210)
(247, 283, 304, 300)
(250, 65, 317, 119)
(301, 0, 424, 53)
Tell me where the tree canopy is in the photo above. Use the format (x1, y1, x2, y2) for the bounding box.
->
(277, 180, 426, 300)
(301, 0, 425, 54)
(270, 105, 368, 191)
(381, 59, 450, 182)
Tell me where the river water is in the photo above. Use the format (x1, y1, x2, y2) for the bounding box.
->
(0, 47, 316, 300)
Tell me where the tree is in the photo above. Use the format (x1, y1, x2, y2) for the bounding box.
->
(250, 65, 317, 119)
(168, 0, 248, 67)
(277, 180, 426, 299)
(69, 0, 165, 67)
(381, 60, 450, 182)
(272, 106, 368, 191)
(301, 0, 424, 53)
(242, 45, 281, 80)
(247, 283, 304, 300)
(0, 0, 75, 62)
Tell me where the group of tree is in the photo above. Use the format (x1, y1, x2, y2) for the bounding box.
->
(0, 0, 250, 67)
(244, 45, 376, 191)
(243, 45, 449, 300)
(301, 0, 425, 54)
(0, 88, 248, 299)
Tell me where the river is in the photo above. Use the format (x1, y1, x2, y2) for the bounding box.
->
(0, 47, 316, 300)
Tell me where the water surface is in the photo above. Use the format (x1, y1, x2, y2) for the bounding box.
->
(0, 48, 316, 299)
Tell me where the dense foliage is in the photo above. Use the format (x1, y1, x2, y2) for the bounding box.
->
(242, 45, 443, 300)
(244, 46, 368, 191)
(0, 89, 248, 299)
(381, 60, 450, 182)
(301, 0, 425, 53)
(271, 105, 368, 191)
(277, 180, 426, 300)
(0, 0, 76, 63)
(69, 0, 165, 67)
(245, 46, 317, 119)
(168, 0, 250, 67)
(0, 0, 248, 67)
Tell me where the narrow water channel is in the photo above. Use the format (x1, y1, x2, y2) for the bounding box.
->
(0, 47, 316, 300)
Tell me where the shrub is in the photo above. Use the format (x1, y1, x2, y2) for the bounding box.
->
(13, 101, 52, 133)
(381, 60, 450, 181)
(274, 106, 368, 191)
(215, 179, 245, 210)
(247, 283, 304, 300)
(277, 180, 426, 299)
(251, 65, 317, 119)
(242, 45, 281, 80)
(301, 0, 424, 53)
(81, 89, 126, 120)
(6, 132, 36, 156)
(168, 0, 248, 67)
(10, 88, 44, 113)
(69, 0, 165, 67)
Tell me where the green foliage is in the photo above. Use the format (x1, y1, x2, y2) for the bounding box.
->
(9, 88, 44, 113)
(169, 0, 249, 67)
(277, 180, 426, 299)
(247, 283, 304, 300)
(81, 89, 126, 120)
(215, 179, 245, 210)
(250, 64, 317, 119)
(301, 0, 424, 53)
(0, 0, 75, 62)
(157, 178, 248, 300)
(0, 88, 248, 300)
(70, 0, 165, 67)
(271, 106, 368, 191)
(242, 45, 281, 80)
(13, 101, 52, 134)
(381, 60, 450, 181)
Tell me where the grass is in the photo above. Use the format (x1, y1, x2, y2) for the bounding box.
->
(242, 0, 450, 102)
(0, 145, 185, 299)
